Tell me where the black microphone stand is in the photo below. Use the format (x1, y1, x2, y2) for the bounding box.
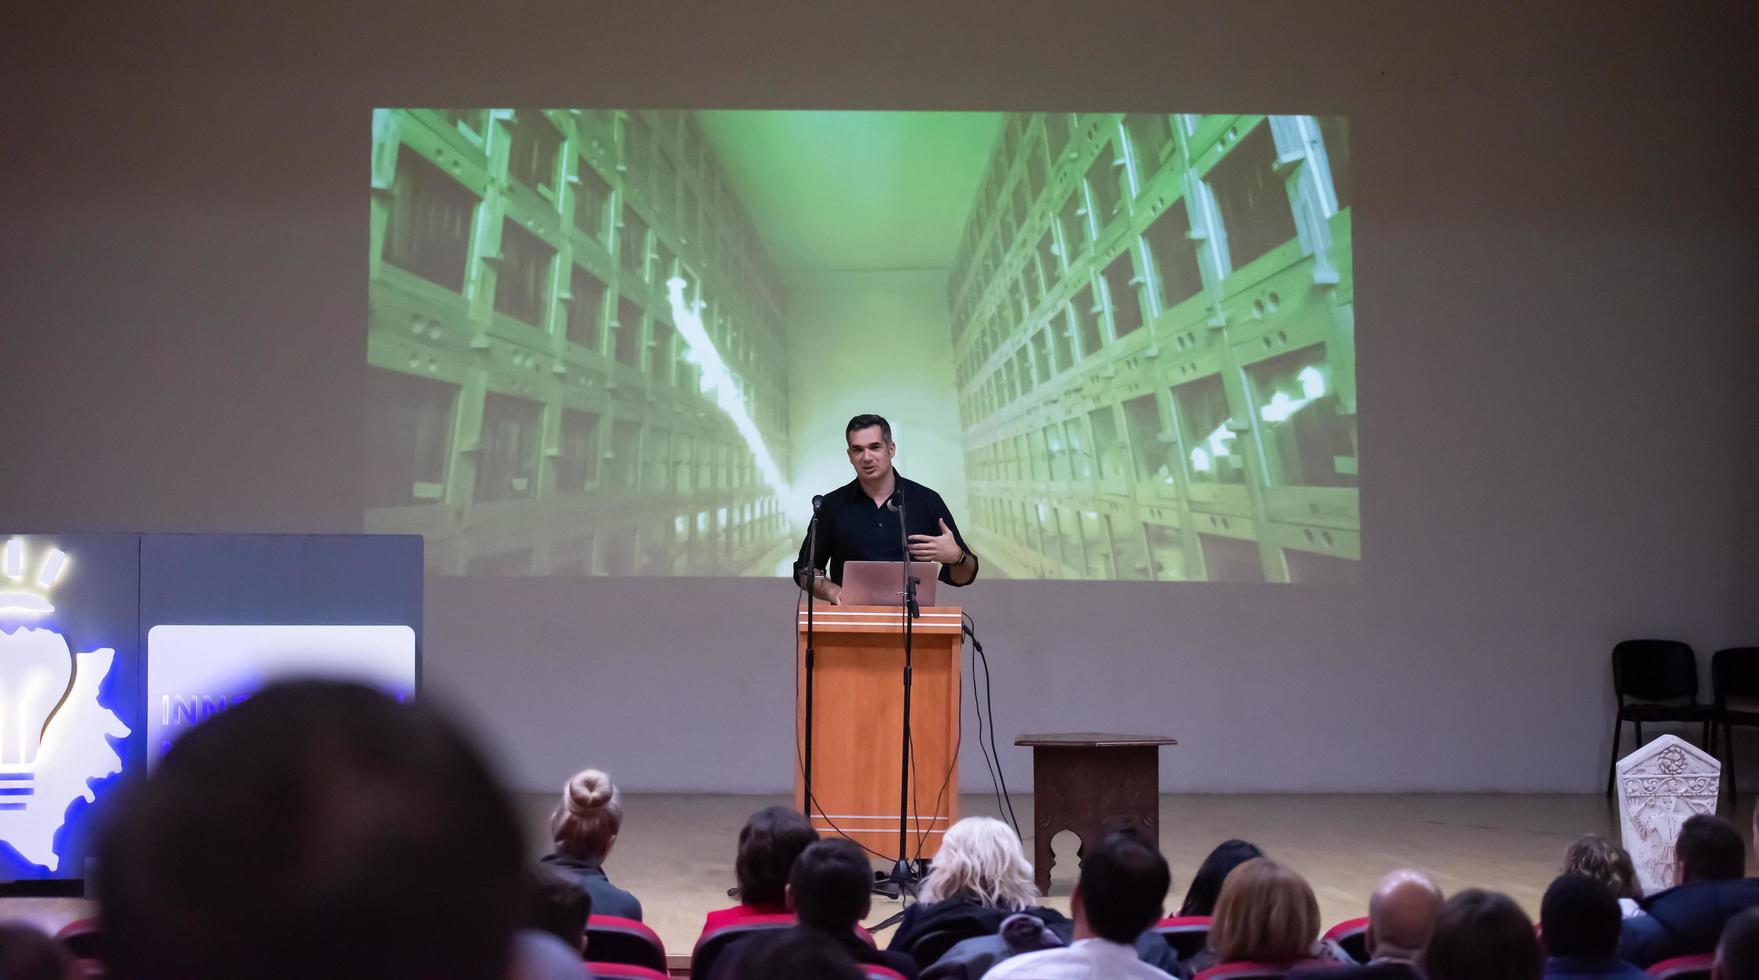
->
(801, 495, 825, 827)
(874, 484, 923, 911)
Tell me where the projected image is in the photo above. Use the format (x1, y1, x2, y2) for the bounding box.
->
(367, 109, 1355, 581)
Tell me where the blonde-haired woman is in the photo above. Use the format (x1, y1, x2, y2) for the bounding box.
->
(539, 768, 643, 920)
(888, 816, 1052, 964)
(1205, 857, 1325, 969)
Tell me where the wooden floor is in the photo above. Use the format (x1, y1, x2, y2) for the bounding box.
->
(9, 791, 1748, 964)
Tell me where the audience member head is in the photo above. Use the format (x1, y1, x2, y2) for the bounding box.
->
(1540, 873, 1621, 959)
(1209, 857, 1321, 963)
(917, 816, 1037, 911)
(524, 865, 592, 953)
(1365, 868, 1444, 962)
(1677, 814, 1747, 885)
(1180, 838, 1266, 916)
(0, 924, 73, 980)
(1422, 889, 1541, 980)
(788, 838, 873, 932)
(735, 806, 820, 908)
(1073, 828, 1171, 944)
(96, 680, 525, 980)
(741, 926, 866, 980)
(1562, 834, 1642, 900)
(1716, 907, 1759, 980)
(550, 768, 622, 864)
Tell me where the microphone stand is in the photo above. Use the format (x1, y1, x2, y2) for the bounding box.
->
(802, 495, 824, 829)
(875, 484, 922, 912)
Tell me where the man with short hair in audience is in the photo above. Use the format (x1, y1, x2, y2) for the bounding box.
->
(709, 838, 919, 979)
(95, 680, 527, 980)
(1536, 873, 1647, 978)
(984, 828, 1177, 979)
(1290, 869, 1444, 979)
(1716, 907, 1759, 980)
(1618, 814, 1759, 968)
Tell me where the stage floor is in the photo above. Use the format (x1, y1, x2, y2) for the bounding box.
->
(7, 792, 1740, 967)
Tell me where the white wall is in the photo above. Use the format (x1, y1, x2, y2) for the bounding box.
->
(2, 0, 1755, 794)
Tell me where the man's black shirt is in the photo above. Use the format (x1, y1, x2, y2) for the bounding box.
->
(794, 473, 978, 588)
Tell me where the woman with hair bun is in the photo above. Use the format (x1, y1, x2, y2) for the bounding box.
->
(539, 768, 643, 920)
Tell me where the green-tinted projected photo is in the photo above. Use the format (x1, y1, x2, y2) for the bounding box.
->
(367, 109, 1356, 582)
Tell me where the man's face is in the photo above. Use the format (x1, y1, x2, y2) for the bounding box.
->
(846, 425, 895, 482)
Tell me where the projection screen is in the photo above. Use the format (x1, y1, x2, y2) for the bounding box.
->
(366, 109, 1355, 582)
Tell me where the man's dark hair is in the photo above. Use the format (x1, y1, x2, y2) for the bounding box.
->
(741, 927, 866, 980)
(845, 414, 892, 443)
(1078, 828, 1172, 943)
(789, 838, 872, 931)
(525, 865, 592, 950)
(96, 680, 525, 980)
(1677, 814, 1747, 882)
(1422, 889, 1541, 980)
(1540, 873, 1621, 958)
(1718, 907, 1759, 979)
(736, 806, 820, 907)
(1179, 839, 1264, 916)
(0, 924, 72, 980)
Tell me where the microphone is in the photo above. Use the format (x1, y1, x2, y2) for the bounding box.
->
(811, 494, 825, 513)
(885, 490, 902, 513)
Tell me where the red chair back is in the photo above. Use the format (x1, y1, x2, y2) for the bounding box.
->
(585, 915, 667, 972)
(691, 914, 797, 980)
(1152, 915, 1213, 960)
(587, 964, 669, 980)
(1194, 959, 1328, 980)
(56, 918, 103, 960)
(865, 968, 909, 980)
(1648, 954, 1715, 979)
(1321, 916, 1370, 964)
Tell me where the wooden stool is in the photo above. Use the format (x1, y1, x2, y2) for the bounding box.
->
(1014, 732, 1177, 895)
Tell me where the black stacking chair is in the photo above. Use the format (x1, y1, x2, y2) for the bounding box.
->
(1713, 647, 1759, 802)
(1607, 639, 1714, 797)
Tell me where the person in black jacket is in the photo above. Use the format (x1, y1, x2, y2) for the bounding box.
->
(711, 838, 921, 980)
(1537, 873, 1647, 979)
(1618, 815, 1759, 968)
(1716, 907, 1759, 980)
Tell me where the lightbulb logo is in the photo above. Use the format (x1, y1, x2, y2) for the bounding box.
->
(0, 537, 130, 872)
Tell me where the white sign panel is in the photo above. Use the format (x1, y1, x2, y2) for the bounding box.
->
(146, 624, 417, 766)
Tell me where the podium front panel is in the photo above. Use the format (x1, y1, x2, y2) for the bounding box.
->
(795, 604, 961, 858)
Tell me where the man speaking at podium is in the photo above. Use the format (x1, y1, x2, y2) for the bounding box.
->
(794, 414, 980, 603)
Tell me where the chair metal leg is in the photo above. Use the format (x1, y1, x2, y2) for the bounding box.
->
(1608, 718, 1622, 797)
(1728, 720, 1739, 804)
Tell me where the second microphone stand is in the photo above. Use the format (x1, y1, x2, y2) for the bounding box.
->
(874, 487, 924, 912)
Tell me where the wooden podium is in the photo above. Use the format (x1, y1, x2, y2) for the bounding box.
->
(795, 604, 962, 858)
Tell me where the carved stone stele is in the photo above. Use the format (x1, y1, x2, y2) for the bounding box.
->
(1616, 734, 1721, 894)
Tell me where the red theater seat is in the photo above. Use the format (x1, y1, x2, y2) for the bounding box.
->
(865, 967, 909, 980)
(587, 963, 669, 980)
(1151, 915, 1213, 960)
(55, 919, 103, 960)
(690, 913, 797, 980)
(1194, 959, 1329, 980)
(1321, 916, 1370, 964)
(584, 915, 668, 972)
(1648, 954, 1715, 979)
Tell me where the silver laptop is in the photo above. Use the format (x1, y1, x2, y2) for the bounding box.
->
(840, 560, 940, 607)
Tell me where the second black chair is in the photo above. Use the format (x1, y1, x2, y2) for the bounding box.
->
(1607, 639, 1715, 797)
(1713, 647, 1759, 803)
